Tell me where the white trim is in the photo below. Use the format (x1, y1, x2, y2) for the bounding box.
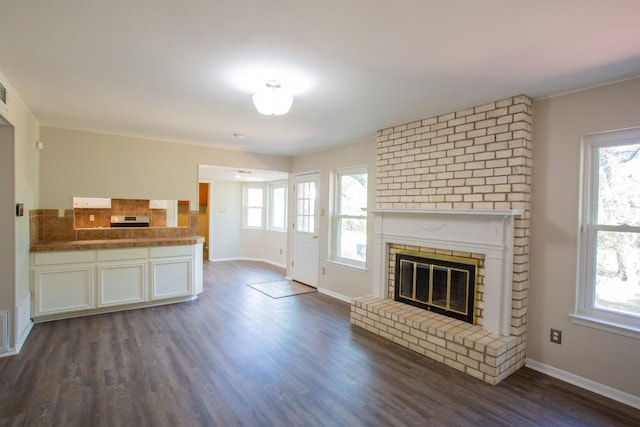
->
(267, 181, 288, 232)
(575, 128, 640, 331)
(14, 321, 34, 354)
(325, 259, 368, 273)
(242, 184, 265, 229)
(570, 313, 640, 340)
(317, 287, 351, 303)
(526, 358, 640, 410)
(0, 348, 18, 358)
(371, 209, 517, 336)
(209, 257, 287, 270)
(367, 208, 523, 217)
(0, 311, 8, 353)
(331, 165, 368, 268)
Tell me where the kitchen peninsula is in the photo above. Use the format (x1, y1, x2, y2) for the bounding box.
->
(29, 202, 204, 322)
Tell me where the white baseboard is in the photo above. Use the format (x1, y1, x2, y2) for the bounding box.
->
(210, 257, 287, 269)
(0, 348, 18, 358)
(526, 358, 640, 410)
(14, 320, 33, 354)
(317, 287, 352, 303)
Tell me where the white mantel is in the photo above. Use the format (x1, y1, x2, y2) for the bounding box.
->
(368, 208, 522, 336)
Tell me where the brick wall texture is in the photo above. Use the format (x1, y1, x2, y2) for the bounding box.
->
(360, 94, 533, 383)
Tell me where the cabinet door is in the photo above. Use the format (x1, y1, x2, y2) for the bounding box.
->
(34, 265, 94, 315)
(150, 258, 192, 300)
(97, 262, 147, 307)
(72, 197, 111, 208)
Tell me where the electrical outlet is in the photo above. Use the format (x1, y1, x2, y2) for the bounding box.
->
(279, 248, 283, 255)
(89, 214, 95, 221)
(550, 329, 562, 344)
(321, 267, 326, 275)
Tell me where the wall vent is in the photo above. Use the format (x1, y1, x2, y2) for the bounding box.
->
(0, 311, 8, 353)
(0, 81, 6, 106)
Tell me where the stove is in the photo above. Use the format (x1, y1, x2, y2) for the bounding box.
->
(110, 215, 150, 228)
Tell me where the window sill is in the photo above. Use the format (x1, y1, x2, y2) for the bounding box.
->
(326, 259, 367, 273)
(569, 313, 640, 340)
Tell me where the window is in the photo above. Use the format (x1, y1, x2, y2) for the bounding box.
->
(269, 181, 287, 232)
(243, 182, 288, 231)
(243, 185, 264, 228)
(296, 180, 316, 233)
(331, 166, 368, 268)
(573, 128, 640, 337)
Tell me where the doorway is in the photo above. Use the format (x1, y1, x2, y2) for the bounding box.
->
(0, 118, 14, 353)
(198, 182, 210, 259)
(291, 172, 320, 287)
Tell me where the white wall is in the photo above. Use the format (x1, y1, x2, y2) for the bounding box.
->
(209, 180, 241, 260)
(529, 77, 640, 399)
(291, 138, 377, 299)
(239, 230, 288, 268)
(39, 127, 290, 208)
(0, 71, 40, 353)
(209, 179, 288, 267)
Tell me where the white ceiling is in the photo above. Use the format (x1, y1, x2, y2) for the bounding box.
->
(1, 1, 639, 156)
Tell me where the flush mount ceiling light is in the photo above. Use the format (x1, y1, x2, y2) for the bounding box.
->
(252, 80, 293, 116)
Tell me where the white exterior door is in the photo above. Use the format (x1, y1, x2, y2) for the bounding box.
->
(291, 173, 320, 287)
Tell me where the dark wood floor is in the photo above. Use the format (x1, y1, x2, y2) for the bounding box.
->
(1, 260, 639, 426)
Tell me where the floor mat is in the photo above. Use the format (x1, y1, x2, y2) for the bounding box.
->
(248, 279, 317, 299)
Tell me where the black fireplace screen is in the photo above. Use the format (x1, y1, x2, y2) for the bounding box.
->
(395, 252, 477, 324)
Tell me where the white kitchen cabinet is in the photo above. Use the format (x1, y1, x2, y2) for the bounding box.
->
(150, 258, 192, 299)
(149, 199, 168, 209)
(97, 248, 148, 307)
(97, 262, 147, 307)
(31, 242, 203, 322)
(72, 197, 112, 208)
(32, 250, 96, 317)
(149, 245, 196, 300)
(33, 263, 95, 316)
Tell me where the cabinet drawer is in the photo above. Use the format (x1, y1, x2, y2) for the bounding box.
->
(149, 245, 192, 258)
(33, 251, 95, 266)
(97, 248, 148, 262)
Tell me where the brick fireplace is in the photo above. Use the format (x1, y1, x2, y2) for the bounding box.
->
(351, 95, 532, 384)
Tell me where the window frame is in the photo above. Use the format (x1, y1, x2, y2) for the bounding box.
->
(572, 127, 640, 339)
(268, 180, 288, 232)
(242, 184, 265, 229)
(330, 165, 368, 269)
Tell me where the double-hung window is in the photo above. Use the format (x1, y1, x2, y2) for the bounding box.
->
(331, 166, 368, 268)
(243, 185, 264, 228)
(573, 128, 640, 337)
(268, 181, 287, 232)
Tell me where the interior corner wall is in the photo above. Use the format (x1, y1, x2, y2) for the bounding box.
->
(0, 71, 40, 352)
(530, 76, 640, 398)
(38, 127, 290, 209)
(291, 138, 377, 299)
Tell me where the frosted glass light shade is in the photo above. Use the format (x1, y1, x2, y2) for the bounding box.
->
(252, 81, 293, 116)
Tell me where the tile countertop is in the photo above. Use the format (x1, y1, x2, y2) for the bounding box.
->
(30, 236, 205, 252)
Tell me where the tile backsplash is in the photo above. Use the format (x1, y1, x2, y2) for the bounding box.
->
(30, 207, 199, 244)
(74, 198, 168, 228)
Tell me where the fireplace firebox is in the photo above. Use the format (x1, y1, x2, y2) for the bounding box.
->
(394, 251, 477, 324)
